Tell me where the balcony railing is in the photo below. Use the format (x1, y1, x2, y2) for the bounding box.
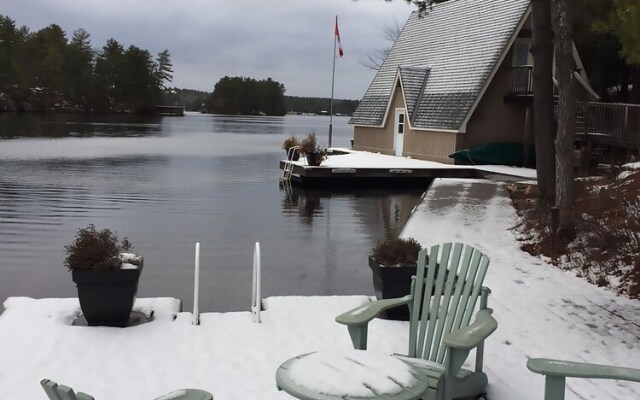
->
(508, 65, 533, 94)
(577, 102, 640, 146)
(506, 66, 637, 147)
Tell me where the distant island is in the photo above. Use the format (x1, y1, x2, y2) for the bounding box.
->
(207, 76, 286, 116)
(164, 87, 359, 116)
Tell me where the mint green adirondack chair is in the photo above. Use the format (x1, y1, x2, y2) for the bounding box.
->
(40, 379, 213, 400)
(336, 243, 497, 400)
(527, 358, 640, 400)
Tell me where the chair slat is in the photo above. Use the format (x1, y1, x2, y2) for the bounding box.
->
(41, 380, 64, 400)
(436, 245, 473, 351)
(421, 242, 451, 360)
(451, 248, 482, 332)
(458, 251, 489, 330)
(408, 247, 428, 357)
(414, 246, 437, 358)
(57, 385, 79, 400)
(431, 242, 463, 361)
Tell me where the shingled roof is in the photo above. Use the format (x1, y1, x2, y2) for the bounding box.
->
(350, 0, 530, 131)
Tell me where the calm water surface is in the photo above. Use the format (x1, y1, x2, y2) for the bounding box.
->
(0, 113, 424, 312)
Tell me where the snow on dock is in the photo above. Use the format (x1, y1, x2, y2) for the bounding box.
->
(281, 149, 537, 184)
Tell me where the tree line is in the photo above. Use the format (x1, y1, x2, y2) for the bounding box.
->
(0, 15, 173, 113)
(163, 86, 360, 115)
(285, 96, 359, 115)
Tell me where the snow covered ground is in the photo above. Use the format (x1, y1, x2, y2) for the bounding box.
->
(402, 179, 640, 400)
(1, 178, 638, 400)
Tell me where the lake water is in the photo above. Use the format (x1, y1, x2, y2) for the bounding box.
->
(0, 113, 425, 312)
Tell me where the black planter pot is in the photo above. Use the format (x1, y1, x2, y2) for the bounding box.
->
(369, 256, 416, 320)
(306, 152, 321, 166)
(72, 265, 143, 327)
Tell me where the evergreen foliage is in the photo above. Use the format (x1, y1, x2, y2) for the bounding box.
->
(208, 76, 286, 116)
(0, 14, 173, 113)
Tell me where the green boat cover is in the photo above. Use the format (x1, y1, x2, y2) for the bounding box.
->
(449, 141, 536, 167)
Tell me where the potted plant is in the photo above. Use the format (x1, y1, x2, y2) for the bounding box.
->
(300, 132, 326, 166)
(282, 135, 301, 161)
(369, 236, 422, 320)
(64, 224, 143, 327)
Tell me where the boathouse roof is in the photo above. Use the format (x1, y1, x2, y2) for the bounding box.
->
(349, 0, 530, 131)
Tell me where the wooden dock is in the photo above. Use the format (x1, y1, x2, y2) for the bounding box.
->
(279, 156, 535, 187)
(154, 105, 185, 116)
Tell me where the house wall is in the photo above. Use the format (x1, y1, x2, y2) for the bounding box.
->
(353, 85, 457, 163)
(404, 130, 457, 163)
(458, 46, 528, 151)
(352, 87, 404, 155)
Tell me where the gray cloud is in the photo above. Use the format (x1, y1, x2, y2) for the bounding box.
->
(3, 0, 414, 99)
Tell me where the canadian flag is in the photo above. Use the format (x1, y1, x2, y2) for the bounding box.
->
(335, 16, 344, 57)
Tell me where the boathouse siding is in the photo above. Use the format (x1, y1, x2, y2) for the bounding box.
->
(353, 77, 458, 164)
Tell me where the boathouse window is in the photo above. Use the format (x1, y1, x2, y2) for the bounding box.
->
(398, 112, 404, 134)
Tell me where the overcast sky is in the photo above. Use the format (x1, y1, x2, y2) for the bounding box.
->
(3, 0, 416, 100)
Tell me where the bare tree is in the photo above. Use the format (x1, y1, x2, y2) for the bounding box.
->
(362, 0, 442, 70)
(361, 19, 403, 70)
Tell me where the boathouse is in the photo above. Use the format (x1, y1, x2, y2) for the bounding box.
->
(350, 0, 597, 164)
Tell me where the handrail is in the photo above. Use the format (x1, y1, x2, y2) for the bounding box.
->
(193, 242, 201, 325)
(282, 146, 300, 181)
(251, 242, 262, 323)
(508, 65, 533, 94)
(577, 101, 640, 143)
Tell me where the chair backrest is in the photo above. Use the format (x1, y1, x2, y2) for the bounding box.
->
(408, 243, 490, 363)
(41, 379, 95, 400)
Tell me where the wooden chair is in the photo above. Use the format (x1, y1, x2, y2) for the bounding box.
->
(40, 379, 213, 400)
(336, 243, 497, 400)
(527, 358, 640, 400)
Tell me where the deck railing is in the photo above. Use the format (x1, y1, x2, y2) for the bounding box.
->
(508, 65, 533, 94)
(577, 102, 640, 146)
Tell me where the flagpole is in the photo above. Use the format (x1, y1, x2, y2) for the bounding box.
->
(329, 15, 338, 148)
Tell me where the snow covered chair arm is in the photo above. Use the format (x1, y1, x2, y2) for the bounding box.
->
(443, 308, 497, 351)
(527, 359, 640, 400)
(335, 295, 412, 350)
(41, 379, 213, 400)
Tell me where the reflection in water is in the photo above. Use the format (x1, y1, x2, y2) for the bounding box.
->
(0, 113, 163, 138)
(211, 115, 286, 136)
(281, 184, 424, 239)
(0, 113, 427, 312)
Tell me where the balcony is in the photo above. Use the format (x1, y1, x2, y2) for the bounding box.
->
(508, 65, 533, 95)
(577, 102, 640, 147)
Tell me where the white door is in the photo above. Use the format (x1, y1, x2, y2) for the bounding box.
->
(394, 108, 405, 156)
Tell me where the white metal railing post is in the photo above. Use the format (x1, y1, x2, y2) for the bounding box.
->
(251, 242, 262, 323)
(193, 242, 200, 325)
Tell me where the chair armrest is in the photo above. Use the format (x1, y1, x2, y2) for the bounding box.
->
(443, 308, 497, 350)
(335, 295, 412, 326)
(527, 359, 640, 383)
